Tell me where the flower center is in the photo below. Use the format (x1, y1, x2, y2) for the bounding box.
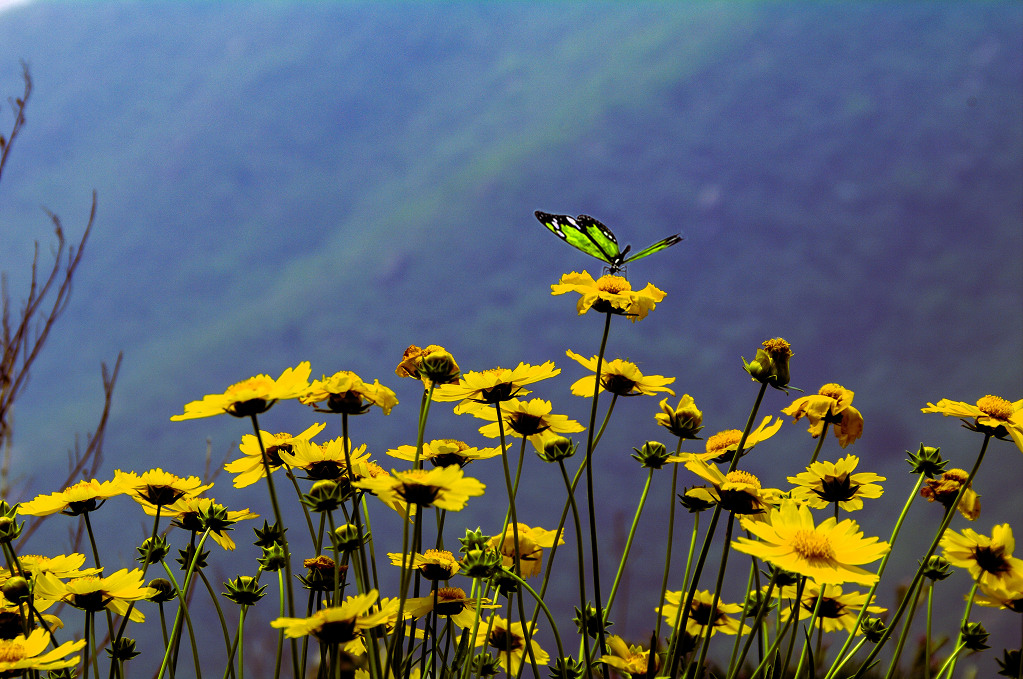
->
(792, 529, 835, 562)
(976, 395, 1013, 420)
(0, 640, 27, 662)
(973, 545, 1011, 575)
(601, 373, 639, 396)
(724, 470, 761, 489)
(706, 430, 742, 456)
(488, 627, 523, 652)
(507, 412, 547, 436)
(761, 337, 792, 357)
(595, 275, 632, 294)
(818, 383, 846, 400)
(397, 471, 442, 505)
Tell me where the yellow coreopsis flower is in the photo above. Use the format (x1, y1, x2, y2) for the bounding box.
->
(354, 466, 485, 512)
(732, 500, 890, 586)
(920, 468, 981, 521)
(776, 582, 886, 633)
(472, 615, 549, 674)
(600, 635, 657, 677)
(386, 439, 504, 468)
(18, 477, 129, 517)
(271, 590, 391, 651)
(923, 395, 1023, 453)
(115, 469, 212, 508)
(301, 370, 398, 415)
(395, 344, 461, 387)
(782, 383, 864, 448)
(35, 568, 156, 622)
(388, 549, 461, 580)
(224, 422, 327, 488)
(941, 524, 1023, 590)
(565, 350, 675, 398)
(171, 361, 312, 420)
(487, 523, 564, 578)
(683, 457, 778, 516)
(433, 362, 560, 405)
(139, 496, 257, 550)
(975, 570, 1023, 612)
(658, 590, 747, 637)
(404, 587, 499, 628)
(667, 416, 782, 464)
(788, 454, 885, 512)
(6, 553, 100, 583)
(463, 398, 584, 452)
(279, 437, 372, 482)
(0, 629, 85, 674)
(551, 271, 666, 321)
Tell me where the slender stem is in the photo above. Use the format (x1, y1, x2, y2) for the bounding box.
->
(851, 433, 992, 678)
(653, 453, 681, 646)
(605, 468, 654, 612)
(944, 581, 980, 679)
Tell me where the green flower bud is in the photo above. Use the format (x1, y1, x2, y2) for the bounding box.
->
(631, 440, 670, 468)
(147, 578, 177, 604)
(573, 602, 610, 640)
(302, 480, 344, 513)
(333, 523, 366, 553)
(106, 637, 141, 661)
(961, 621, 990, 651)
(253, 520, 288, 548)
(459, 527, 489, 552)
(137, 536, 170, 565)
(198, 502, 235, 533)
(223, 575, 268, 606)
(258, 543, 290, 572)
(459, 548, 501, 579)
(537, 436, 576, 463)
(0, 576, 30, 604)
(470, 653, 502, 677)
(906, 444, 947, 477)
(860, 618, 887, 644)
(920, 555, 953, 581)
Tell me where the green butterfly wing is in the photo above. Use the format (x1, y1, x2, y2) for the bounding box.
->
(535, 211, 620, 266)
(535, 210, 682, 273)
(622, 234, 684, 265)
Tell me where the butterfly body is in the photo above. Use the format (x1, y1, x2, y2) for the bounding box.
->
(535, 210, 682, 274)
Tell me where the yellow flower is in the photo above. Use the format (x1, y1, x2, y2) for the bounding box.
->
(923, 395, 1023, 452)
(551, 271, 666, 321)
(171, 361, 312, 420)
(655, 394, 704, 440)
(433, 362, 560, 405)
(395, 344, 461, 387)
(782, 383, 864, 448)
(658, 590, 746, 637)
(463, 398, 584, 452)
(116, 469, 212, 508)
(139, 496, 257, 550)
(565, 350, 675, 397)
(0, 629, 85, 674)
(301, 370, 398, 415)
(732, 500, 890, 586)
(667, 416, 782, 464)
(975, 569, 1023, 612)
(404, 587, 498, 628)
(472, 615, 549, 674)
(354, 466, 485, 512)
(388, 549, 461, 580)
(920, 468, 981, 521)
(487, 523, 564, 578)
(743, 337, 794, 391)
(788, 454, 885, 512)
(271, 590, 392, 651)
(280, 437, 372, 482)
(6, 553, 100, 582)
(776, 582, 886, 633)
(386, 439, 504, 468)
(224, 423, 326, 488)
(35, 568, 155, 622)
(18, 477, 129, 516)
(683, 458, 778, 516)
(600, 635, 656, 677)
(941, 524, 1023, 590)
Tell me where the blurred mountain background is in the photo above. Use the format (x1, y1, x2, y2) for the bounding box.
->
(0, 1, 1020, 672)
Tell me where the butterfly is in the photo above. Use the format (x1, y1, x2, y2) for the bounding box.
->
(535, 210, 683, 274)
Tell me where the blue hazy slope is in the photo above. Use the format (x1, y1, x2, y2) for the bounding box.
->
(0, 1, 1020, 660)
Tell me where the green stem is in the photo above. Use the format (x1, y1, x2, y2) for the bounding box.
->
(605, 468, 654, 612)
(851, 432, 991, 679)
(653, 451, 681, 647)
(944, 580, 980, 679)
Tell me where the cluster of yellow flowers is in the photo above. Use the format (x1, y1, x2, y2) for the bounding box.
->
(3, 269, 1021, 679)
